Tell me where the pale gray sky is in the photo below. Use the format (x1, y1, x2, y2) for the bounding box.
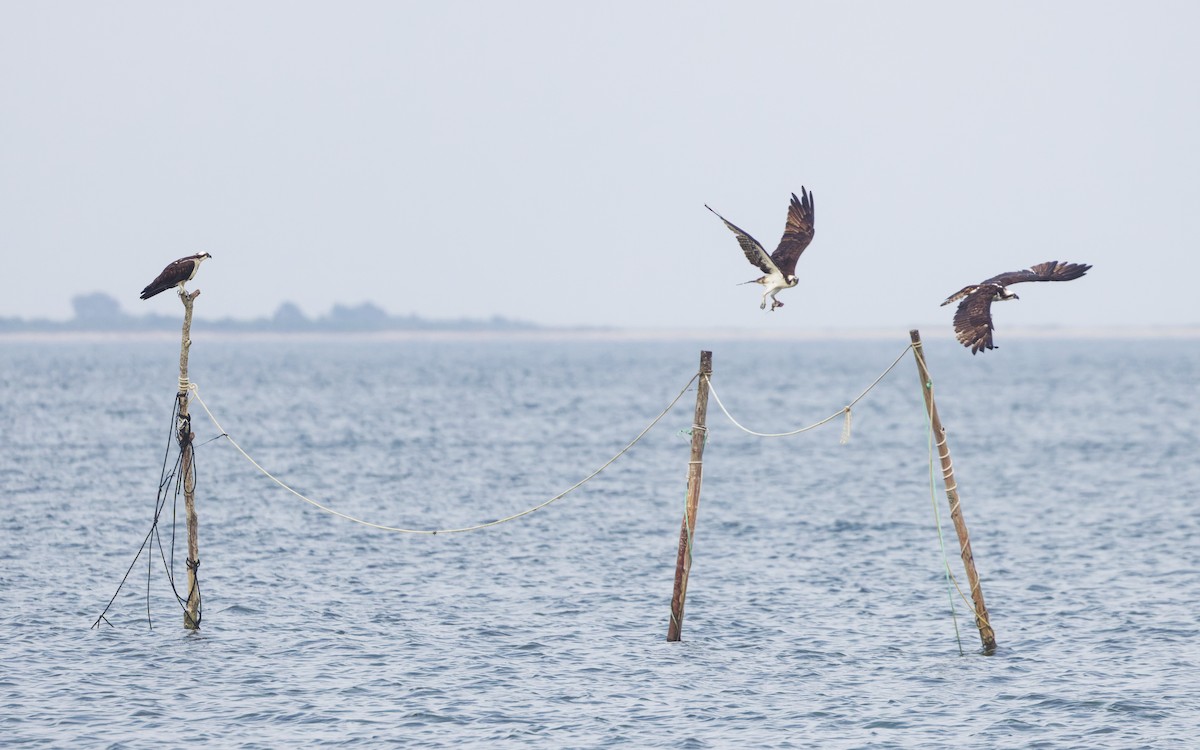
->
(2, 2, 1197, 330)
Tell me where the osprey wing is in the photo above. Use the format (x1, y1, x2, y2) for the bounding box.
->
(983, 260, 1092, 288)
(940, 285, 981, 307)
(952, 288, 999, 354)
(769, 188, 815, 277)
(706, 205, 780, 276)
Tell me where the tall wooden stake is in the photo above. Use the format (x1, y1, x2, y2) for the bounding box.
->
(179, 289, 202, 630)
(909, 329, 996, 653)
(667, 350, 712, 642)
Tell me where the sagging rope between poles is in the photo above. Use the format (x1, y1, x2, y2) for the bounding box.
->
(705, 343, 914, 441)
(183, 373, 700, 535)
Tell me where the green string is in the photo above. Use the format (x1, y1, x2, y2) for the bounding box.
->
(925, 381, 964, 656)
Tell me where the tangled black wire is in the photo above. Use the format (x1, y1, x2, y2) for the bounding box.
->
(91, 395, 204, 630)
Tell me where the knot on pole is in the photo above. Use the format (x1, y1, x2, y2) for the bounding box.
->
(186, 557, 200, 572)
(176, 412, 192, 445)
(178, 376, 190, 393)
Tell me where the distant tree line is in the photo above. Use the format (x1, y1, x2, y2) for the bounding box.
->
(0, 292, 537, 333)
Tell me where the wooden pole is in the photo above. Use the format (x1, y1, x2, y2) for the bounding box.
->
(909, 329, 996, 653)
(667, 350, 712, 642)
(179, 289, 202, 630)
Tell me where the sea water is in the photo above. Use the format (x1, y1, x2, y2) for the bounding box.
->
(1, 334, 1198, 748)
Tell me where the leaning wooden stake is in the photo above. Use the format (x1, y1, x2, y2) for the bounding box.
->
(667, 350, 712, 642)
(179, 289, 202, 630)
(909, 329, 996, 653)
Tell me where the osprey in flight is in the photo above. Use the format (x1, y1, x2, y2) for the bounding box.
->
(706, 188, 815, 311)
(941, 260, 1091, 354)
(140, 253, 212, 300)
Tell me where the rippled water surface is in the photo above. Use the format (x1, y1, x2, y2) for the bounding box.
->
(2, 334, 1198, 748)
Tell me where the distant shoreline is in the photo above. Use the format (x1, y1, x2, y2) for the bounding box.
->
(1, 325, 1197, 343)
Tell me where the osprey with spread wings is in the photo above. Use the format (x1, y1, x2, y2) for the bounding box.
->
(941, 260, 1092, 354)
(706, 189, 815, 311)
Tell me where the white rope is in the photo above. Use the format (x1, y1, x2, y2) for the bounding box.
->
(705, 344, 913, 439)
(708, 380, 844, 437)
(184, 374, 698, 535)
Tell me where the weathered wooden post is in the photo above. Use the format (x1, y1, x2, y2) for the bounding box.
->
(179, 289, 202, 629)
(909, 329, 996, 653)
(667, 350, 712, 642)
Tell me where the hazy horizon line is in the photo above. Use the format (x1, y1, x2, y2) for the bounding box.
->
(2, 324, 1198, 344)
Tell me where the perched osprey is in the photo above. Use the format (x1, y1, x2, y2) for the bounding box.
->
(706, 188, 815, 311)
(140, 253, 212, 300)
(941, 260, 1091, 354)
